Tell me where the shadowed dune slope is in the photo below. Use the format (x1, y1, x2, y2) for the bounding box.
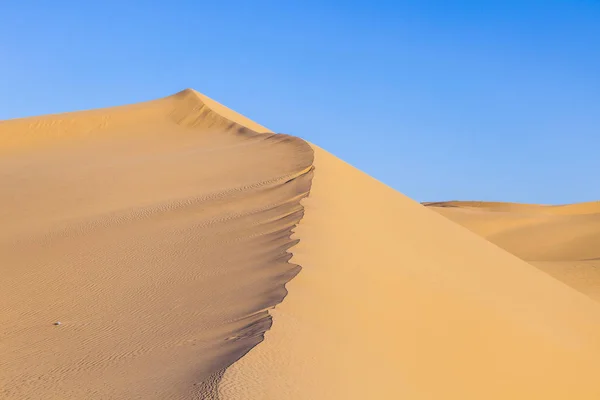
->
(220, 148, 600, 399)
(4, 91, 600, 399)
(426, 201, 600, 301)
(0, 90, 313, 399)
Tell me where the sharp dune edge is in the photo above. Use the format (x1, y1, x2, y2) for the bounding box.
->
(1, 91, 600, 399)
(1, 89, 313, 399)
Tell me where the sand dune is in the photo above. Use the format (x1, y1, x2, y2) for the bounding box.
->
(2, 91, 600, 399)
(427, 201, 600, 301)
(1, 90, 313, 399)
(220, 147, 600, 399)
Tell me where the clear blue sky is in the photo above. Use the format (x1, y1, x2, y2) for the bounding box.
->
(2, 1, 599, 204)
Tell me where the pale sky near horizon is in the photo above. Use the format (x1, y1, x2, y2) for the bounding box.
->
(2, 1, 599, 204)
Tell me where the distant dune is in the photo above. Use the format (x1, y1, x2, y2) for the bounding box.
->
(426, 201, 600, 302)
(2, 91, 600, 399)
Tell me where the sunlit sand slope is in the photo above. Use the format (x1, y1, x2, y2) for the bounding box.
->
(4, 90, 600, 400)
(0, 90, 313, 399)
(427, 201, 600, 301)
(221, 148, 600, 399)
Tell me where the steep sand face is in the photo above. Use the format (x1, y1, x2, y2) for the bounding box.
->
(427, 201, 600, 301)
(0, 90, 313, 399)
(4, 91, 600, 399)
(221, 147, 600, 399)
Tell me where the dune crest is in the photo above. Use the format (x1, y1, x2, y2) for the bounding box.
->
(3, 91, 600, 399)
(0, 90, 313, 399)
(220, 147, 600, 399)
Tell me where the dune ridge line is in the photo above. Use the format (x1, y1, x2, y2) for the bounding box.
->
(4, 90, 600, 399)
(0, 89, 315, 399)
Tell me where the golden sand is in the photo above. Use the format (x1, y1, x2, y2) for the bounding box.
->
(2, 91, 600, 399)
(427, 201, 600, 302)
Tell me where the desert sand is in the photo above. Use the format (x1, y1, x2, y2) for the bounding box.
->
(426, 201, 600, 302)
(2, 90, 600, 399)
(1, 90, 313, 399)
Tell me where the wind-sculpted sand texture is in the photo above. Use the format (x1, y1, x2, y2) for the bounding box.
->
(426, 201, 600, 301)
(0, 90, 313, 399)
(3, 90, 600, 399)
(220, 146, 600, 399)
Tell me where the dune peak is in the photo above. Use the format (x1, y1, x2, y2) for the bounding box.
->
(2, 91, 600, 400)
